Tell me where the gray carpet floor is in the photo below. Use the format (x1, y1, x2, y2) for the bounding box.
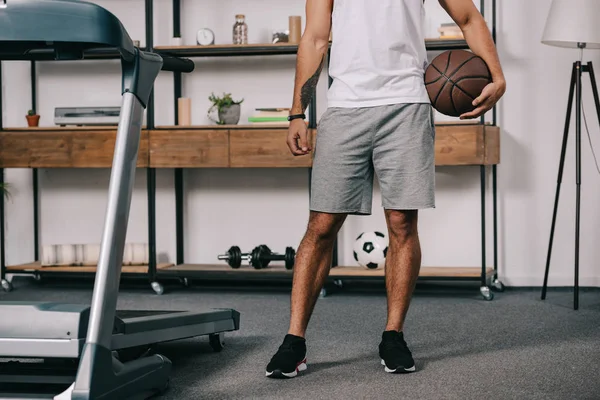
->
(1, 278, 599, 400)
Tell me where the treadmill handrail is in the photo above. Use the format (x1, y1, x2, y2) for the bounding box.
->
(159, 54, 195, 73)
(0, 48, 196, 75)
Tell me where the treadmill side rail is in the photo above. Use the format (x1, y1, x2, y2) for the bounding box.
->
(112, 314, 238, 350)
(116, 309, 239, 334)
(0, 338, 83, 359)
(0, 303, 90, 340)
(0, 309, 240, 359)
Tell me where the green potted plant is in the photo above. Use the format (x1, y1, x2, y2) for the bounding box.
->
(208, 92, 243, 125)
(0, 182, 10, 200)
(26, 109, 40, 127)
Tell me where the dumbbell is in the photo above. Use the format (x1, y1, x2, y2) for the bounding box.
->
(218, 244, 297, 270)
(217, 245, 277, 270)
(217, 246, 249, 269)
(248, 245, 296, 270)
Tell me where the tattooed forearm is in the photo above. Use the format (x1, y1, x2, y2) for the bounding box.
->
(300, 55, 325, 112)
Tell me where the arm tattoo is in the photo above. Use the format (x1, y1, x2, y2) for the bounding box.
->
(300, 55, 325, 111)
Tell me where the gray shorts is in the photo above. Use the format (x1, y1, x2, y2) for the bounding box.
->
(310, 103, 436, 215)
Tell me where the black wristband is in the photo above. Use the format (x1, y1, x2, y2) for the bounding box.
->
(287, 113, 306, 122)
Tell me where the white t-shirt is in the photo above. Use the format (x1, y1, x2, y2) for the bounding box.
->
(328, 0, 430, 108)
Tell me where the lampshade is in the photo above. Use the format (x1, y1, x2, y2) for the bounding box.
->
(542, 0, 600, 49)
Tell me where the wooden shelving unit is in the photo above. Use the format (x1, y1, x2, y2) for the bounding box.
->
(1, 122, 500, 293)
(0, 0, 502, 299)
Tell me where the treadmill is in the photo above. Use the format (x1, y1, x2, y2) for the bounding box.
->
(0, 1, 241, 399)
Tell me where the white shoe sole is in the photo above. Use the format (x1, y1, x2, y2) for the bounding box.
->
(266, 360, 307, 379)
(381, 359, 416, 373)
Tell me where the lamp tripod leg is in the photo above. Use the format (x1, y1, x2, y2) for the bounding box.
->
(574, 61, 582, 311)
(542, 62, 577, 301)
(586, 62, 600, 126)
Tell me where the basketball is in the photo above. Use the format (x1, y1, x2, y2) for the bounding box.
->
(425, 50, 492, 117)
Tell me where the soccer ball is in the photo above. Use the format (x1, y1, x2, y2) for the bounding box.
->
(353, 231, 389, 269)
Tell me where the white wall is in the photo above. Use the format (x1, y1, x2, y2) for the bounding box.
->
(2, 0, 599, 287)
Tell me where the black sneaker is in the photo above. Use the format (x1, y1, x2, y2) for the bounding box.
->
(379, 330, 416, 373)
(265, 334, 308, 379)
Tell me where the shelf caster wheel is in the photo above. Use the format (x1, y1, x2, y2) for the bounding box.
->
(319, 288, 328, 299)
(333, 279, 344, 288)
(1, 279, 13, 292)
(480, 286, 494, 301)
(209, 332, 225, 352)
(492, 279, 505, 292)
(151, 281, 164, 295)
(33, 273, 42, 282)
(179, 277, 190, 287)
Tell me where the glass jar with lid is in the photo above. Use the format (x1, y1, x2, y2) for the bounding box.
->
(233, 14, 248, 44)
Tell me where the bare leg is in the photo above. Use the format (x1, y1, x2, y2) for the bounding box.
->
(384, 209, 421, 332)
(288, 211, 347, 338)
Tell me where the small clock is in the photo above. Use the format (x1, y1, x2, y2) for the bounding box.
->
(196, 28, 215, 46)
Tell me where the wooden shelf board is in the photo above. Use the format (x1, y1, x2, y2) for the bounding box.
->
(3, 122, 486, 131)
(154, 121, 484, 130)
(434, 121, 491, 126)
(155, 43, 299, 51)
(154, 124, 289, 130)
(166, 264, 291, 274)
(154, 39, 465, 50)
(163, 264, 494, 279)
(424, 38, 463, 42)
(6, 261, 173, 274)
(2, 122, 485, 132)
(2, 126, 120, 131)
(330, 266, 495, 278)
(5, 39, 464, 62)
(154, 39, 467, 57)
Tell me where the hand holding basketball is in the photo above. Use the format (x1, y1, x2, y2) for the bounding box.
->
(460, 80, 506, 120)
(425, 50, 505, 119)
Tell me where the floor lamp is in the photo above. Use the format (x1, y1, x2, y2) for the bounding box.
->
(540, 0, 600, 310)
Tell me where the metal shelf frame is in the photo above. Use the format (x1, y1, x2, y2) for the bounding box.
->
(0, 0, 501, 299)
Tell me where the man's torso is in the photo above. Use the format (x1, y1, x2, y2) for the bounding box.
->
(328, 0, 430, 108)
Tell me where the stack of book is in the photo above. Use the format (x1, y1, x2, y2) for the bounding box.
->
(248, 108, 290, 126)
(438, 23, 464, 39)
